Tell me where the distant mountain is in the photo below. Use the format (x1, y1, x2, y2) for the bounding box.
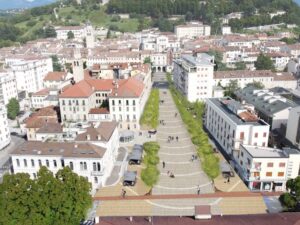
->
(0, 0, 57, 10)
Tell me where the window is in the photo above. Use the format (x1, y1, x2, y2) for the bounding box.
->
(16, 159, 20, 167)
(24, 159, 27, 167)
(94, 177, 98, 183)
(93, 162, 97, 171)
(97, 163, 101, 171)
(254, 133, 258, 138)
(46, 160, 49, 167)
(133, 100, 135, 106)
(33, 173, 37, 179)
(83, 162, 87, 170)
(80, 162, 83, 170)
(126, 100, 129, 105)
(112, 100, 115, 106)
(31, 159, 35, 167)
(262, 142, 266, 147)
(263, 132, 267, 138)
(62, 100, 65, 106)
(267, 162, 273, 167)
(240, 132, 244, 140)
(53, 160, 57, 168)
(279, 162, 286, 167)
(241, 151, 244, 157)
(82, 100, 85, 106)
(266, 172, 272, 177)
(70, 162, 73, 170)
(278, 172, 284, 177)
(119, 100, 121, 105)
(38, 159, 42, 167)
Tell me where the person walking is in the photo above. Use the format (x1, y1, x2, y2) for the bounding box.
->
(197, 185, 201, 195)
(176, 136, 178, 142)
(162, 161, 165, 168)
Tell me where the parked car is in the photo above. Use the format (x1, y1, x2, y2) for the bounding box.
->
(123, 171, 137, 186)
(128, 150, 142, 165)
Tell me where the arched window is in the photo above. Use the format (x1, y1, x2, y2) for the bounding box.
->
(16, 159, 20, 167)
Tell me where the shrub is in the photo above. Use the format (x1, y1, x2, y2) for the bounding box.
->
(141, 165, 160, 187)
(140, 89, 159, 129)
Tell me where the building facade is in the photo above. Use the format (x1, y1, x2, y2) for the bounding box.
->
(0, 106, 11, 150)
(0, 70, 18, 105)
(173, 54, 214, 102)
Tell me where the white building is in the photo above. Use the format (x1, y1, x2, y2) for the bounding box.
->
(235, 87, 297, 130)
(0, 106, 11, 150)
(286, 106, 300, 148)
(0, 69, 18, 105)
(237, 145, 300, 191)
(7, 57, 53, 94)
(55, 26, 87, 41)
(222, 26, 232, 35)
(11, 121, 119, 192)
(175, 22, 211, 39)
(205, 98, 270, 160)
(173, 54, 214, 102)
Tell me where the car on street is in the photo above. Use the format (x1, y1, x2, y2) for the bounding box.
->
(123, 171, 137, 186)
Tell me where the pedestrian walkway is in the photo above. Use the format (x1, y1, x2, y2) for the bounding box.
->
(153, 72, 214, 196)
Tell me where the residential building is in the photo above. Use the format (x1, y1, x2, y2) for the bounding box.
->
(173, 54, 214, 102)
(7, 57, 53, 94)
(0, 69, 18, 105)
(23, 106, 59, 141)
(235, 87, 297, 130)
(237, 145, 300, 191)
(55, 26, 87, 41)
(205, 98, 270, 160)
(266, 52, 290, 71)
(43, 71, 73, 89)
(0, 106, 11, 150)
(175, 22, 211, 39)
(286, 106, 300, 148)
(214, 70, 297, 90)
(31, 89, 59, 109)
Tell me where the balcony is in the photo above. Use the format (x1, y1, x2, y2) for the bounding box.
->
(249, 165, 261, 172)
(91, 171, 104, 176)
(248, 176, 260, 181)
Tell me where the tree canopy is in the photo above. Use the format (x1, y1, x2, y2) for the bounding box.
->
(6, 98, 20, 120)
(280, 177, 300, 211)
(51, 55, 62, 72)
(224, 80, 240, 98)
(255, 53, 275, 70)
(67, 31, 75, 39)
(0, 167, 92, 225)
(246, 81, 265, 89)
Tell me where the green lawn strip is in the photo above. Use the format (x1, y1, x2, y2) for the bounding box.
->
(167, 73, 220, 179)
(141, 142, 160, 187)
(140, 89, 159, 129)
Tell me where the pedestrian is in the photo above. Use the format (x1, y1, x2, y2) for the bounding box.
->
(123, 190, 126, 198)
(197, 186, 201, 195)
(162, 161, 165, 168)
(176, 136, 178, 142)
(227, 176, 230, 183)
(191, 155, 194, 162)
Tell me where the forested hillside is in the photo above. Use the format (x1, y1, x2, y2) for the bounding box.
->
(1, 0, 300, 48)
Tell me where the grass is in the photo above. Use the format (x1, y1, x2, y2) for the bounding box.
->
(167, 73, 220, 179)
(140, 89, 159, 129)
(141, 142, 160, 187)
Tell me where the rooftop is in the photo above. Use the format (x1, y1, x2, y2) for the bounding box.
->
(242, 145, 299, 158)
(208, 98, 268, 126)
(44, 71, 68, 82)
(11, 141, 106, 158)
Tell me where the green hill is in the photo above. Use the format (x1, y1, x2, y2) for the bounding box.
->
(1, 0, 300, 48)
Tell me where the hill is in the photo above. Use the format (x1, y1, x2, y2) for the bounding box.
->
(1, 0, 300, 48)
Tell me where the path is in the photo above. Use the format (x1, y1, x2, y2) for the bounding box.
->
(152, 72, 214, 195)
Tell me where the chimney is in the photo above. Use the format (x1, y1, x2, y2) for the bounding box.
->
(86, 134, 90, 140)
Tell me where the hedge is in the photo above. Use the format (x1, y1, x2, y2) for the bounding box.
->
(140, 89, 159, 129)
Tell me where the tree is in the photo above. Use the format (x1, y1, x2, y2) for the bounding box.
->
(143, 56, 151, 64)
(235, 62, 246, 70)
(280, 177, 300, 210)
(255, 53, 275, 70)
(51, 55, 62, 71)
(246, 81, 265, 89)
(6, 98, 20, 120)
(44, 26, 57, 38)
(67, 31, 75, 39)
(207, 50, 228, 71)
(224, 80, 239, 98)
(0, 167, 92, 225)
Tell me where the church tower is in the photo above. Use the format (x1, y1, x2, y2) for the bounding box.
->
(86, 23, 95, 49)
(72, 49, 84, 83)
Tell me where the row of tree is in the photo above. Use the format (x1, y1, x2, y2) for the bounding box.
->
(0, 167, 92, 225)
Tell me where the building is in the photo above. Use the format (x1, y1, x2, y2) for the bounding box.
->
(285, 106, 300, 148)
(205, 98, 270, 160)
(0, 69, 18, 105)
(175, 22, 211, 39)
(0, 105, 11, 150)
(7, 57, 53, 94)
(214, 70, 297, 90)
(11, 121, 119, 192)
(23, 106, 59, 141)
(235, 87, 297, 130)
(173, 54, 214, 102)
(55, 26, 87, 41)
(237, 145, 300, 191)
(222, 26, 232, 35)
(43, 71, 73, 89)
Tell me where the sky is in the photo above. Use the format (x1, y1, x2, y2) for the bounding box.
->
(0, 0, 57, 10)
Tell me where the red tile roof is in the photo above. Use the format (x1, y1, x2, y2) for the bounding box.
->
(89, 108, 110, 114)
(110, 78, 144, 98)
(44, 72, 67, 81)
(32, 88, 49, 96)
